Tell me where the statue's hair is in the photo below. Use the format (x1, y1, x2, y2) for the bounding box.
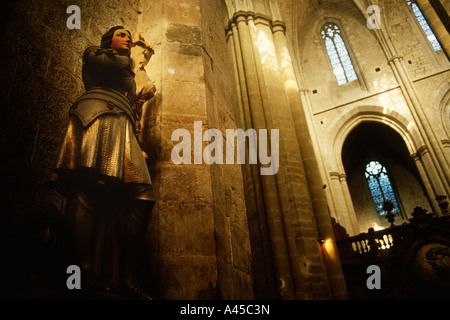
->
(100, 26, 131, 49)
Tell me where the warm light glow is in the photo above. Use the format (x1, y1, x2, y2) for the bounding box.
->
(255, 29, 278, 72)
(372, 74, 390, 91)
(324, 238, 334, 252)
(321, 238, 336, 259)
(284, 79, 298, 90)
(372, 223, 385, 231)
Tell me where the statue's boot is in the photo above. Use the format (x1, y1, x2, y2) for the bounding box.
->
(120, 186, 155, 300)
(66, 192, 111, 293)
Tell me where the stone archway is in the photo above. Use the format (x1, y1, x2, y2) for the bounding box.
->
(331, 106, 421, 174)
(322, 106, 422, 235)
(342, 121, 433, 232)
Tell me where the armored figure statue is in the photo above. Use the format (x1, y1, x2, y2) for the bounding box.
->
(51, 26, 156, 300)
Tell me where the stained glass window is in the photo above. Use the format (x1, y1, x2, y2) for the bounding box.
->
(365, 161, 401, 219)
(407, 0, 442, 51)
(321, 23, 358, 85)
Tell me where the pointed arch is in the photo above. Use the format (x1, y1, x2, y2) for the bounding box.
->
(332, 106, 421, 173)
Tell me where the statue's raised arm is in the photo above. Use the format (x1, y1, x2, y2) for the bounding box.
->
(130, 33, 156, 137)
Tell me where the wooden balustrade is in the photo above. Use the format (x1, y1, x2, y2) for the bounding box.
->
(337, 227, 401, 259)
(333, 208, 450, 299)
(335, 207, 440, 259)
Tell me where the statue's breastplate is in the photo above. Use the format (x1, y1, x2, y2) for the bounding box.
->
(81, 46, 136, 103)
(69, 47, 137, 129)
(70, 88, 136, 129)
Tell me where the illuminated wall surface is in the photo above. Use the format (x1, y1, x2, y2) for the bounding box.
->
(0, 0, 449, 301)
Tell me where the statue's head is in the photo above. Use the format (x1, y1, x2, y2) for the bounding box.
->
(101, 26, 132, 56)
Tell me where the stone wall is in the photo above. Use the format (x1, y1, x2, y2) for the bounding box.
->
(223, 1, 349, 299)
(3, 0, 448, 301)
(0, 0, 253, 299)
(280, 0, 450, 234)
(1, 0, 142, 218)
(0, 0, 143, 297)
(136, 0, 253, 299)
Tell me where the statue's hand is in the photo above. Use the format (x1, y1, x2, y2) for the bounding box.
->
(133, 83, 155, 121)
(134, 66, 156, 102)
(138, 83, 156, 101)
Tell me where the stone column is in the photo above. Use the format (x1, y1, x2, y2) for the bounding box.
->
(411, 152, 442, 215)
(330, 172, 358, 235)
(225, 7, 347, 299)
(339, 174, 360, 234)
(227, 20, 279, 299)
(297, 90, 338, 221)
(416, 145, 448, 215)
(232, 11, 296, 300)
(137, 0, 253, 300)
(272, 21, 348, 300)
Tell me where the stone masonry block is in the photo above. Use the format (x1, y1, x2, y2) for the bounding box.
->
(157, 255, 218, 299)
(157, 201, 216, 256)
(158, 164, 213, 203)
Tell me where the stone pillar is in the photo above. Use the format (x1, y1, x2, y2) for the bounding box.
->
(368, 2, 450, 207)
(297, 89, 338, 221)
(272, 21, 348, 300)
(416, 145, 448, 216)
(411, 152, 443, 215)
(339, 174, 360, 234)
(225, 7, 347, 299)
(137, 0, 253, 300)
(229, 11, 296, 300)
(329, 172, 358, 235)
(226, 18, 278, 299)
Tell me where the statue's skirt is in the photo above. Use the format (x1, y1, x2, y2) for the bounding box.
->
(51, 112, 154, 201)
(50, 112, 155, 285)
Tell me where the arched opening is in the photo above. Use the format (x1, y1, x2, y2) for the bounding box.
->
(342, 122, 432, 232)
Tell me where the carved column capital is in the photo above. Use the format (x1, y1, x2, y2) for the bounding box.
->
(227, 10, 286, 35)
(329, 172, 341, 180)
(299, 88, 310, 94)
(410, 152, 421, 162)
(416, 145, 430, 157)
(272, 20, 286, 34)
(441, 139, 450, 148)
(387, 55, 403, 65)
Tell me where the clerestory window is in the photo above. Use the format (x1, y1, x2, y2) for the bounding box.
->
(365, 161, 401, 219)
(407, 0, 442, 51)
(321, 22, 358, 86)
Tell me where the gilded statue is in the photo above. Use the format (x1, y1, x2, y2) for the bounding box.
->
(51, 26, 156, 300)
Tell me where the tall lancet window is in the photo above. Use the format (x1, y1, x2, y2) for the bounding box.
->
(321, 23, 358, 85)
(407, 0, 442, 51)
(365, 161, 401, 219)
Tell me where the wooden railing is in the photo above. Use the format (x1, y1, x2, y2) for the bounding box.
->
(334, 210, 450, 299)
(336, 226, 403, 259)
(335, 206, 444, 260)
